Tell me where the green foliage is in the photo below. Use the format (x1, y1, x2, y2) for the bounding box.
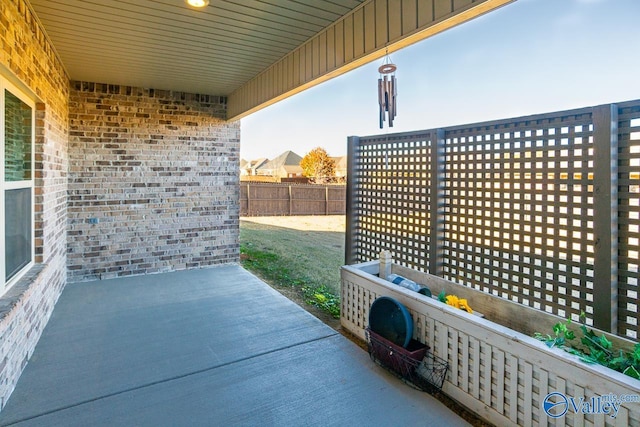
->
(533, 318, 575, 349)
(437, 290, 447, 303)
(534, 312, 640, 380)
(302, 284, 340, 318)
(240, 242, 340, 318)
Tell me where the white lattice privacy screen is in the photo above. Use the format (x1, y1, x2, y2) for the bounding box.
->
(346, 100, 640, 339)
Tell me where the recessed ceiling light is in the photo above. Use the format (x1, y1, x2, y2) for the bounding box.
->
(186, 0, 209, 8)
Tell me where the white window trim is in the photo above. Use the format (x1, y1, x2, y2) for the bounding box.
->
(1, 76, 36, 296)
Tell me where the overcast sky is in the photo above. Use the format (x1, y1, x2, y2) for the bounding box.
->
(240, 0, 640, 161)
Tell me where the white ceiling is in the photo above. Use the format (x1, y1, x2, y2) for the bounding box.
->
(29, 0, 366, 96)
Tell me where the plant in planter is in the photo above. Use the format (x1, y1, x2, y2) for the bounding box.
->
(534, 312, 640, 380)
(437, 290, 473, 314)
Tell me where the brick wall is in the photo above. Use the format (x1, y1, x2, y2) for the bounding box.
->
(0, 0, 69, 410)
(67, 83, 240, 281)
(0, 0, 241, 410)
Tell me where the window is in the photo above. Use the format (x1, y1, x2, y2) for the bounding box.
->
(1, 78, 35, 295)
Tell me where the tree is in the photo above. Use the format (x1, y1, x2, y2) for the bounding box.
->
(300, 147, 336, 184)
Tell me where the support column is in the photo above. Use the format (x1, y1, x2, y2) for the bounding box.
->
(429, 129, 446, 277)
(592, 104, 619, 332)
(345, 136, 359, 265)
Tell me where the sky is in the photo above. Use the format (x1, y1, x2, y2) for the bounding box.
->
(239, 0, 640, 161)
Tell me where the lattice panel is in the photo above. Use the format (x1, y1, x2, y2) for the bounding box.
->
(348, 100, 640, 338)
(352, 133, 432, 272)
(442, 115, 596, 325)
(618, 103, 640, 339)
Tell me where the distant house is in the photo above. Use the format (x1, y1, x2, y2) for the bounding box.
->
(241, 157, 269, 176)
(332, 156, 348, 179)
(257, 151, 303, 178)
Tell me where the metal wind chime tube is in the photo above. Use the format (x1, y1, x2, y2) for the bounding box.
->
(378, 55, 397, 129)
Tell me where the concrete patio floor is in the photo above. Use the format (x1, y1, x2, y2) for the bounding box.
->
(0, 265, 469, 426)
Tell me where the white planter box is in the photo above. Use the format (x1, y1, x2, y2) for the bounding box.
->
(341, 261, 640, 427)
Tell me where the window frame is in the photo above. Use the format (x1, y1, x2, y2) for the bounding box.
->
(1, 77, 35, 295)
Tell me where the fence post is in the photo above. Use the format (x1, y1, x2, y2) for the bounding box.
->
(429, 129, 446, 277)
(289, 185, 293, 215)
(592, 104, 619, 333)
(345, 136, 359, 265)
(247, 183, 251, 216)
(325, 186, 329, 215)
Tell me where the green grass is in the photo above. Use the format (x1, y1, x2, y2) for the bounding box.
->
(239, 217, 344, 318)
(240, 243, 306, 287)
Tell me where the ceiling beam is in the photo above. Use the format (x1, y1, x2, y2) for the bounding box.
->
(227, 0, 515, 121)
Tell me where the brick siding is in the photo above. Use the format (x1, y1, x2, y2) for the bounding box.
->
(67, 83, 240, 281)
(0, 0, 69, 410)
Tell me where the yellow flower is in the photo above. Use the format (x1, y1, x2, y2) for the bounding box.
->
(458, 299, 473, 314)
(444, 294, 473, 314)
(445, 295, 459, 308)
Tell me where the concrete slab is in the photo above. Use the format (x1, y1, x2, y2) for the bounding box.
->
(0, 265, 469, 426)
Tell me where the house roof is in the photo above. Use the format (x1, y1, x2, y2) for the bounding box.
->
(27, 0, 513, 119)
(258, 150, 302, 172)
(249, 158, 269, 169)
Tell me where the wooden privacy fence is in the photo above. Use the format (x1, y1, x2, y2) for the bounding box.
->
(240, 182, 346, 216)
(346, 99, 640, 340)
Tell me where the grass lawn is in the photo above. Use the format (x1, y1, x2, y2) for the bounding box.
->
(239, 216, 345, 323)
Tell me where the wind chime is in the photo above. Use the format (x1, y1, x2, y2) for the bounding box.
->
(377, 52, 397, 128)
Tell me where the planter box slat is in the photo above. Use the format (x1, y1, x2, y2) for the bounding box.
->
(462, 332, 470, 392)
(524, 361, 533, 426)
(618, 407, 630, 427)
(341, 262, 640, 427)
(450, 326, 459, 388)
(472, 337, 481, 400)
(538, 369, 549, 427)
(496, 348, 505, 416)
(508, 353, 518, 424)
(482, 344, 492, 407)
